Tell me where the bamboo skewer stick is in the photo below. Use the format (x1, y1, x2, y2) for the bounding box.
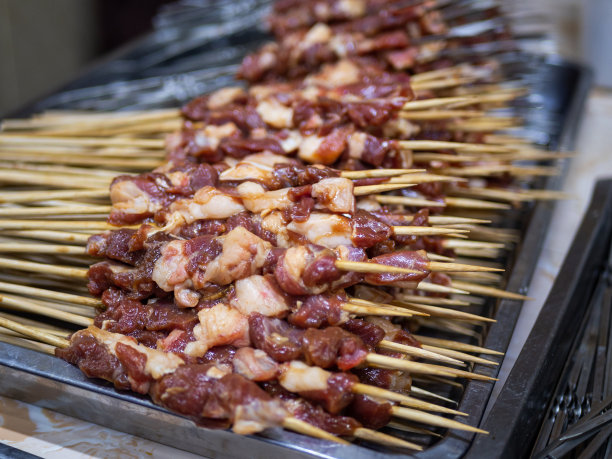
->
(0, 281, 100, 307)
(392, 301, 496, 323)
(442, 240, 506, 250)
(0, 205, 111, 217)
(412, 335, 504, 356)
(280, 418, 350, 445)
(443, 166, 559, 178)
(340, 169, 424, 179)
(0, 314, 69, 348)
(387, 421, 442, 438)
(0, 153, 163, 169)
(398, 140, 515, 154)
(399, 110, 486, 120)
(416, 282, 469, 295)
(353, 383, 464, 416)
(412, 77, 479, 91)
(352, 428, 421, 450)
(397, 294, 470, 307)
(0, 231, 91, 244)
(354, 183, 416, 196)
(0, 189, 109, 204)
(374, 195, 511, 210)
(0, 135, 165, 149)
(421, 345, 498, 366)
(393, 226, 469, 237)
(377, 340, 465, 366)
(0, 170, 110, 189)
(350, 298, 494, 323)
(449, 187, 571, 202)
(386, 173, 467, 184)
(428, 216, 491, 225)
(0, 145, 166, 158)
(342, 303, 415, 318)
(0, 162, 124, 178)
(0, 333, 59, 354)
(0, 294, 93, 327)
(365, 353, 496, 382)
(1, 109, 181, 131)
(414, 151, 572, 162)
(0, 243, 86, 255)
(391, 406, 488, 434)
(0, 220, 121, 230)
(410, 386, 457, 405)
(0, 257, 88, 278)
(450, 280, 532, 301)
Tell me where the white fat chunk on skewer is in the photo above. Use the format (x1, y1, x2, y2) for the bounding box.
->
(110, 180, 162, 216)
(233, 347, 279, 382)
(219, 152, 294, 183)
(237, 182, 293, 213)
(195, 123, 240, 150)
(170, 186, 246, 223)
(298, 134, 326, 163)
(200, 227, 271, 286)
(230, 275, 289, 317)
(279, 361, 330, 393)
(306, 59, 361, 87)
(311, 177, 355, 213)
(278, 130, 304, 153)
(287, 213, 353, 249)
(256, 98, 294, 129)
(152, 240, 190, 292)
(185, 303, 250, 357)
(261, 211, 291, 247)
(207, 87, 246, 109)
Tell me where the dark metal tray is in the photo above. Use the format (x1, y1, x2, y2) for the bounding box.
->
(467, 177, 612, 458)
(0, 10, 592, 458)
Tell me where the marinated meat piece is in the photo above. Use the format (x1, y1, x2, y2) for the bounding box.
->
(275, 245, 343, 295)
(150, 363, 229, 429)
(200, 345, 237, 367)
(286, 398, 361, 436)
(288, 292, 348, 328)
(364, 249, 430, 285)
(87, 229, 144, 266)
(249, 313, 304, 362)
(302, 327, 368, 370)
(347, 394, 392, 430)
(58, 326, 184, 393)
(341, 318, 385, 348)
(55, 331, 131, 391)
(299, 371, 358, 414)
(108, 163, 219, 225)
(351, 209, 392, 248)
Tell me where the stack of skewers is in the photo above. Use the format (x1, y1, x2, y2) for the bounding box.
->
(0, 0, 571, 453)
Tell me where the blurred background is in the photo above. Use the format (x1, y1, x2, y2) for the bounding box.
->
(0, 0, 173, 116)
(0, 0, 607, 117)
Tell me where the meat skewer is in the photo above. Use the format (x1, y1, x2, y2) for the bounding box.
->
(85, 225, 500, 304)
(0, 315, 486, 445)
(0, 0, 557, 451)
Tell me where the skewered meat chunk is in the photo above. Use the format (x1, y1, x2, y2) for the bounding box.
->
(248, 313, 368, 370)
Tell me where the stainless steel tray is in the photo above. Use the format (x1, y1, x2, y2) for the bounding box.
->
(0, 7, 592, 457)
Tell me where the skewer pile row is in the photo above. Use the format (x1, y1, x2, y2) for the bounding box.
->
(0, 0, 568, 452)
